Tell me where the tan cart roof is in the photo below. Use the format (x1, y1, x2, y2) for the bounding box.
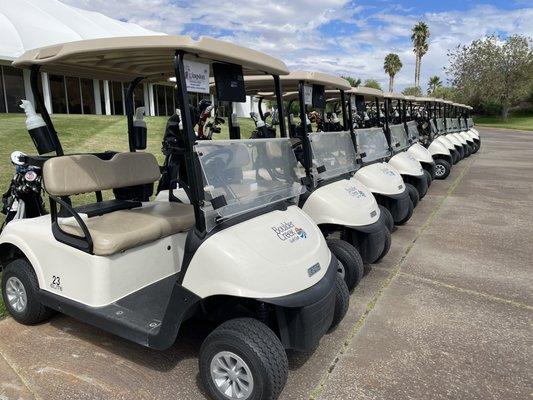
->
(245, 71, 351, 93)
(414, 96, 436, 103)
(349, 86, 384, 99)
(13, 35, 289, 81)
(382, 91, 405, 100)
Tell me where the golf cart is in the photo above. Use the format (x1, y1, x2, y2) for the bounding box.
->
(241, 71, 392, 290)
(435, 99, 465, 162)
(410, 96, 454, 179)
(0, 36, 348, 400)
(450, 103, 476, 155)
(464, 105, 481, 147)
(444, 100, 473, 158)
(377, 92, 428, 205)
(385, 92, 436, 186)
(458, 104, 480, 153)
(350, 86, 415, 225)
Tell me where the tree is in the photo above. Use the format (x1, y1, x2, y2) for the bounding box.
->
(411, 22, 430, 88)
(402, 86, 422, 96)
(383, 53, 403, 92)
(341, 76, 361, 87)
(446, 35, 533, 119)
(427, 75, 442, 94)
(430, 86, 456, 100)
(362, 79, 382, 90)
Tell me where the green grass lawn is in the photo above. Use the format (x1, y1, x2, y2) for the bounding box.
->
(0, 113, 260, 318)
(474, 113, 533, 131)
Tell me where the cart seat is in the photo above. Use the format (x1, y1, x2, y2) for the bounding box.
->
(60, 202, 194, 256)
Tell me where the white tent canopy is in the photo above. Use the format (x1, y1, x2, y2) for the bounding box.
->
(0, 0, 162, 61)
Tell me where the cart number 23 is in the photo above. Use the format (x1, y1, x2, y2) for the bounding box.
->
(50, 275, 63, 291)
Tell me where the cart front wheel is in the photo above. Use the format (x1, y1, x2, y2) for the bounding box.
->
(200, 318, 288, 400)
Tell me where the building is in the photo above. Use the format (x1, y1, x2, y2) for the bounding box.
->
(0, 0, 258, 117)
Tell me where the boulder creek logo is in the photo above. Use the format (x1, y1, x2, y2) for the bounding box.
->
(271, 221, 307, 242)
(345, 185, 366, 198)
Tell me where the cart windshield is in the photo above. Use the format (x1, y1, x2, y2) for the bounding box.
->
(356, 127, 390, 163)
(389, 124, 410, 151)
(430, 119, 438, 136)
(437, 118, 445, 133)
(406, 121, 421, 142)
(446, 118, 454, 132)
(309, 131, 358, 181)
(196, 138, 304, 231)
(467, 117, 473, 128)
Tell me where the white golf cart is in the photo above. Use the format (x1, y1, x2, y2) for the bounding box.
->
(456, 103, 480, 153)
(443, 100, 473, 158)
(408, 96, 454, 179)
(0, 36, 348, 400)
(349, 87, 415, 225)
(463, 105, 481, 149)
(241, 72, 392, 291)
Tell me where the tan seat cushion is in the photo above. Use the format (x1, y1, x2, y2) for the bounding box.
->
(60, 202, 195, 256)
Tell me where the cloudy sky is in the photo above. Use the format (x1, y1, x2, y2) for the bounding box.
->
(61, 0, 533, 92)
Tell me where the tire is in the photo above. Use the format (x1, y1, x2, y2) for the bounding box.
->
(434, 159, 451, 180)
(374, 228, 391, 263)
(451, 150, 459, 165)
(405, 183, 420, 208)
(200, 318, 288, 400)
(379, 205, 394, 233)
(328, 275, 349, 333)
(423, 169, 432, 188)
(472, 141, 480, 153)
(395, 198, 414, 226)
(326, 239, 364, 292)
(1, 258, 54, 325)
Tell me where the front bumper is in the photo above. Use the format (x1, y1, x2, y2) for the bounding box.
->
(263, 256, 337, 352)
(349, 215, 388, 264)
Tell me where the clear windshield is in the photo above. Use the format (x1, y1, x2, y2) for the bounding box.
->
(446, 118, 454, 132)
(196, 138, 304, 231)
(406, 121, 421, 142)
(389, 124, 410, 151)
(309, 131, 358, 181)
(437, 118, 445, 133)
(467, 117, 473, 128)
(430, 119, 438, 135)
(356, 127, 391, 163)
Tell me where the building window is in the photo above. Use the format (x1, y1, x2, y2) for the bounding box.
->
(0, 67, 6, 113)
(80, 79, 95, 114)
(110, 81, 124, 115)
(155, 85, 167, 116)
(133, 85, 144, 110)
(2, 66, 25, 113)
(49, 74, 68, 114)
(66, 76, 82, 114)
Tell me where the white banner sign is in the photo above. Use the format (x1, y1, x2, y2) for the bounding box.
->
(304, 84, 313, 106)
(184, 60, 210, 94)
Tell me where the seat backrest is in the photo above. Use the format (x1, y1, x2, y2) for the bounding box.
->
(43, 152, 161, 196)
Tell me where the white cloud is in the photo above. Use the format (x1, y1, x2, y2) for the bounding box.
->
(60, 0, 533, 92)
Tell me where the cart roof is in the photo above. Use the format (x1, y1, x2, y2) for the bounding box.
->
(245, 71, 351, 93)
(349, 86, 384, 99)
(382, 91, 405, 100)
(414, 96, 435, 103)
(13, 35, 289, 81)
(403, 95, 417, 101)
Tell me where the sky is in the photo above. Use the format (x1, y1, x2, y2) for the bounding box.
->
(61, 0, 533, 92)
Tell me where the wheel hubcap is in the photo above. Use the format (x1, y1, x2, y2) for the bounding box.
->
(210, 351, 253, 399)
(435, 164, 446, 177)
(5, 277, 27, 313)
(336, 260, 346, 279)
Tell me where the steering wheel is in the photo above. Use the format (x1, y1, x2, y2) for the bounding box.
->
(200, 147, 239, 201)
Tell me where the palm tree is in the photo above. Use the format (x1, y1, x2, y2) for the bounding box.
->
(383, 53, 403, 92)
(411, 22, 430, 87)
(427, 75, 442, 94)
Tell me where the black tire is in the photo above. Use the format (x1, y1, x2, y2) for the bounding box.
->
(200, 318, 288, 400)
(463, 145, 471, 158)
(328, 275, 349, 333)
(434, 159, 451, 179)
(1, 258, 54, 325)
(472, 141, 480, 153)
(405, 183, 420, 208)
(423, 169, 432, 188)
(374, 228, 391, 263)
(395, 198, 414, 225)
(379, 205, 394, 233)
(457, 146, 465, 160)
(326, 239, 364, 292)
(451, 150, 459, 165)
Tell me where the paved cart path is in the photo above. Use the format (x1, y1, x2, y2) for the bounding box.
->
(0, 128, 531, 400)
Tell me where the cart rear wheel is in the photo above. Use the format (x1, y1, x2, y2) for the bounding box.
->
(423, 170, 432, 188)
(200, 318, 288, 400)
(1, 258, 54, 325)
(374, 228, 391, 263)
(405, 183, 420, 208)
(328, 275, 349, 333)
(379, 205, 394, 233)
(326, 239, 364, 292)
(395, 198, 414, 226)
